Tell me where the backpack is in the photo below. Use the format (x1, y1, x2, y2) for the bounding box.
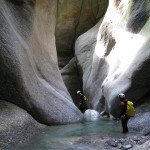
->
(125, 101, 135, 117)
(84, 96, 88, 102)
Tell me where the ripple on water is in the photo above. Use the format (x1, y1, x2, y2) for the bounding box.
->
(18, 119, 140, 150)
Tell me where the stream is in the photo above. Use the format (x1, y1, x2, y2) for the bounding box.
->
(18, 118, 140, 150)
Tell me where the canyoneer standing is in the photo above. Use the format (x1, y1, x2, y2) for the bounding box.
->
(77, 91, 88, 113)
(118, 93, 135, 133)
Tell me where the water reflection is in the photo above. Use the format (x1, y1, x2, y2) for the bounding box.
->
(19, 119, 139, 150)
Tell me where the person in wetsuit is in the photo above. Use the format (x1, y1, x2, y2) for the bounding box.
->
(119, 93, 130, 133)
(77, 91, 88, 113)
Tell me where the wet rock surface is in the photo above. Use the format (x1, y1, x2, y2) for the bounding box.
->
(70, 134, 150, 150)
(104, 135, 150, 150)
(0, 0, 83, 125)
(74, 135, 149, 150)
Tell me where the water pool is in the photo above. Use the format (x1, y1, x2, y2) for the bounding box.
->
(18, 118, 139, 150)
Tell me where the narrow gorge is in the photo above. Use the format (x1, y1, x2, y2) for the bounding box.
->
(0, 0, 150, 149)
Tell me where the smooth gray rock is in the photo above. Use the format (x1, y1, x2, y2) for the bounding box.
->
(0, 100, 45, 150)
(128, 100, 150, 133)
(142, 127, 150, 136)
(56, 0, 108, 68)
(84, 109, 100, 121)
(58, 0, 108, 102)
(0, 0, 82, 125)
(75, 0, 150, 119)
(61, 57, 82, 105)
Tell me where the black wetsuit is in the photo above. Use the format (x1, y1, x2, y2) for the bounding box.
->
(78, 93, 88, 113)
(120, 100, 130, 133)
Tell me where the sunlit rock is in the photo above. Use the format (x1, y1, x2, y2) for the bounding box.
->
(1, 0, 150, 129)
(75, 0, 150, 118)
(75, 19, 107, 110)
(84, 109, 100, 121)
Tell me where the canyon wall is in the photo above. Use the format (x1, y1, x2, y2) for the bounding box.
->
(1, 1, 150, 149)
(76, 0, 150, 117)
(0, 0, 79, 125)
(0, 0, 108, 125)
(0, 0, 149, 126)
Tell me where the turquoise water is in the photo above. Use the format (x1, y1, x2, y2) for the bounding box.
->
(19, 119, 139, 150)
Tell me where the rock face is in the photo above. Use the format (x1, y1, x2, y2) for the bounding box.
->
(1, 0, 150, 149)
(56, 0, 108, 102)
(56, 0, 108, 68)
(1, 2, 150, 150)
(0, 100, 45, 150)
(0, 0, 149, 130)
(0, 0, 84, 125)
(76, 0, 150, 118)
(0, 0, 108, 125)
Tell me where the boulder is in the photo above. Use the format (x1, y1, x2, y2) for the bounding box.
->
(84, 109, 100, 121)
(0, 100, 45, 150)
